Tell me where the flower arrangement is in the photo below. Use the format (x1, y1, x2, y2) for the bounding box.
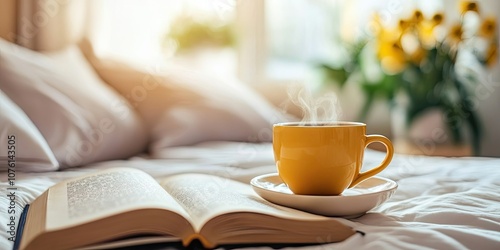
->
(320, 1, 498, 155)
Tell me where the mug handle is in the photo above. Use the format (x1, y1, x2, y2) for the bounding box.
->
(348, 135, 394, 188)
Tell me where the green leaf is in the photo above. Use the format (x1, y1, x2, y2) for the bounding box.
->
(358, 91, 375, 122)
(465, 109, 482, 155)
(317, 64, 350, 87)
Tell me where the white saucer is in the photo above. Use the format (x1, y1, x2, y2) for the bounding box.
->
(251, 173, 397, 218)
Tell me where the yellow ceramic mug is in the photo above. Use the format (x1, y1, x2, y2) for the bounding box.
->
(273, 122, 394, 195)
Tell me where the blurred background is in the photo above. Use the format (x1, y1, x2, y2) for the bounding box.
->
(1, 0, 499, 156)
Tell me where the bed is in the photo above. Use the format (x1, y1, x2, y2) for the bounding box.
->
(1, 32, 500, 250)
(1, 142, 500, 249)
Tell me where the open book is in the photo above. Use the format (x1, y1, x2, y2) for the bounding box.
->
(17, 167, 356, 250)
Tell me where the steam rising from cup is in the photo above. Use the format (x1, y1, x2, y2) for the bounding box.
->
(287, 84, 343, 125)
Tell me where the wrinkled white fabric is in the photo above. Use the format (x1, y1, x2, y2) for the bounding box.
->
(0, 142, 499, 249)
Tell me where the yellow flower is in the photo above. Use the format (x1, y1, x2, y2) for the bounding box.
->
(460, 1, 479, 14)
(399, 10, 424, 32)
(479, 17, 497, 39)
(378, 41, 407, 74)
(431, 13, 444, 26)
(418, 20, 438, 48)
(399, 19, 411, 31)
(448, 23, 464, 46)
(412, 10, 424, 24)
(412, 13, 444, 49)
(377, 24, 402, 45)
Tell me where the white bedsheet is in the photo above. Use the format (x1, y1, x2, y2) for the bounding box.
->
(1, 142, 499, 250)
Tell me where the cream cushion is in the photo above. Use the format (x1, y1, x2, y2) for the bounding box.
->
(0, 90, 59, 172)
(0, 38, 147, 168)
(88, 58, 289, 153)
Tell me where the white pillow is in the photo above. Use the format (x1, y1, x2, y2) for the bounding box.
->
(0, 91, 59, 172)
(0, 39, 147, 168)
(89, 59, 290, 153)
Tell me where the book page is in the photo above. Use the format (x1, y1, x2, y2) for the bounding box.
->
(161, 174, 332, 232)
(46, 168, 190, 230)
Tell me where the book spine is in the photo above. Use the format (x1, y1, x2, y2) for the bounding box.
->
(12, 204, 29, 250)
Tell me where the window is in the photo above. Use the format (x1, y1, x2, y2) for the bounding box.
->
(265, 0, 343, 81)
(91, 0, 238, 77)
